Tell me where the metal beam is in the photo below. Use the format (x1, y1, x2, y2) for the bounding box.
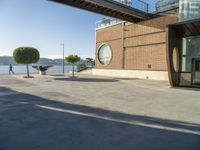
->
(49, 0, 149, 22)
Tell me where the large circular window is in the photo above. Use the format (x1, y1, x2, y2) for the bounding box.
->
(98, 44, 112, 65)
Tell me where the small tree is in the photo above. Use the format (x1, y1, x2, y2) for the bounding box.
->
(65, 55, 80, 77)
(86, 58, 95, 67)
(13, 47, 40, 78)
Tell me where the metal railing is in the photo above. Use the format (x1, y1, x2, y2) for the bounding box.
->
(96, 18, 123, 30)
(155, 0, 179, 13)
(96, 0, 150, 29)
(113, 0, 149, 13)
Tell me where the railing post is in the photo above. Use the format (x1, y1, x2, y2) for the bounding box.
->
(146, 3, 149, 13)
(121, 22, 125, 69)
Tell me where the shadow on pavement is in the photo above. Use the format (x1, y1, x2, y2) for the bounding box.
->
(50, 74, 66, 77)
(54, 77, 118, 82)
(0, 86, 199, 150)
(173, 86, 200, 91)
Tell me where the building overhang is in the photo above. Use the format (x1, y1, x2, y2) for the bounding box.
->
(167, 18, 200, 87)
(168, 18, 200, 37)
(49, 0, 150, 22)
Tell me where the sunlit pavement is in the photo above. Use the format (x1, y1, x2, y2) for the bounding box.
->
(0, 74, 200, 150)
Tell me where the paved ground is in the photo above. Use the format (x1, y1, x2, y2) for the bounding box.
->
(0, 74, 200, 150)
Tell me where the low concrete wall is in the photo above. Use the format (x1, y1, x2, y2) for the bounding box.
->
(92, 69, 169, 81)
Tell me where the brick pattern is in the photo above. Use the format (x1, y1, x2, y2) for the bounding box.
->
(96, 24, 122, 43)
(96, 40, 122, 69)
(125, 16, 178, 37)
(125, 44, 167, 70)
(124, 32, 166, 47)
(96, 15, 178, 71)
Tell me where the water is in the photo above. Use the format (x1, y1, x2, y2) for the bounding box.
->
(0, 65, 75, 74)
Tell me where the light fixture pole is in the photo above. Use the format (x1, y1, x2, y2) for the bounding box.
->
(61, 43, 65, 74)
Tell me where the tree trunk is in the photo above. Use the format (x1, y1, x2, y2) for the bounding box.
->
(72, 63, 74, 77)
(26, 64, 30, 78)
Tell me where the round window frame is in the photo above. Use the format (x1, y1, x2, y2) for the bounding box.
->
(172, 47, 179, 73)
(98, 43, 113, 66)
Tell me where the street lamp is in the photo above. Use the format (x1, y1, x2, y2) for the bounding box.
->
(60, 43, 65, 74)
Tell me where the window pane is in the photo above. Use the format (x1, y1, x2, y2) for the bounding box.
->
(182, 57, 186, 72)
(182, 36, 200, 72)
(98, 44, 112, 65)
(180, 0, 200, 21)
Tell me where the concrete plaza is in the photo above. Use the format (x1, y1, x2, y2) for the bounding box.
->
(0, 74, 199, 150)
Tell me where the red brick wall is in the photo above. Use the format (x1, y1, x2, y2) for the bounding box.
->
(96, 24, 123, 69)
(96, 40, 122, 69)
(96, 14, 178, 71)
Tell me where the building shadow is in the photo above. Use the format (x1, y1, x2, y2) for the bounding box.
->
(54, 77, 118, 82)
(0, 87, 199, 150)
(173, 86, 200, 92)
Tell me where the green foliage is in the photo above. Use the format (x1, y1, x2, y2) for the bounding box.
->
(86, 57, 95, 67)
(13, 47, 40, 64)
(86, 58, 93, 62)
(65, 55, 80, 77)
(65, 55, 80, 64)
(13, 47, 40, 78)
(77, 63, 87, 72)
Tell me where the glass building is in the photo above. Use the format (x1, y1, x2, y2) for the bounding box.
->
(113, 0, 149, 12)
(114, 0, 133, 6)
(52, 0, 200, 88)
(155, 0, 179, 12)
(167, 0, 200, 87)
(179, 0, 200, 21)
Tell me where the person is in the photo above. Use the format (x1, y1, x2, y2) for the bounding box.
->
(9, 64, 15, 75)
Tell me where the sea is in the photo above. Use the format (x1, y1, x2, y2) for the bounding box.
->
(0, 65, 75, 74)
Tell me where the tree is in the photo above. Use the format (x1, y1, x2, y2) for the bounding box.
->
(65, 55, 80, 77)
(86, 58, 95, 67)
(13, 47, 40, 78)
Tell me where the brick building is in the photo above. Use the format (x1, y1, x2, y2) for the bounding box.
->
(52, 0, 200, 87)
(94, 11, 178, 80)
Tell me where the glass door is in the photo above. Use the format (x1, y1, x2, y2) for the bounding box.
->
(191, 58, 200, 85)
(180, 36, 200, 86)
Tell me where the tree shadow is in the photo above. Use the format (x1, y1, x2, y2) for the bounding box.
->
(50, 74, 66, 77)
(54, 77, 118, 82)
(0, 87, 199, 150)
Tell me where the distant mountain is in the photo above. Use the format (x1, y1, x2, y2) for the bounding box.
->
(53, 59, 69, 65)
(53, 58, 87, 65)
(38, 58, 60, 65)
(0, 56, 88, 65)
(76, 59, 87, 65)
(0, 56, 16, 65)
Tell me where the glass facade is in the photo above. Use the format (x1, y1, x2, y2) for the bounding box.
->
(96, 0, 156, 30)
(96, 18, 122, 30)
(114, 0, 133, 6)
(182, 36, 200, 72)
(180, 36, 200, 86)
(155, 0, 179, 12)
(179, 0, 200, 21)
(113, 0, 149, 12)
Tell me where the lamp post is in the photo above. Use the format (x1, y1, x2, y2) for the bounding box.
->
(60, 43, 65, 74)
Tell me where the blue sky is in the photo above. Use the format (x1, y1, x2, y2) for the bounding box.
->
(0, 0, 156, 59)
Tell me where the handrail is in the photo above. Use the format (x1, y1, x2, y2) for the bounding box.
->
(112, 0, 149, 13)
